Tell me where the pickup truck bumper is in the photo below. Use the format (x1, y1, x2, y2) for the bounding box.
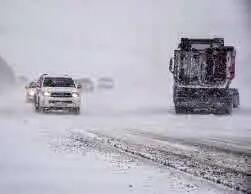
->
(40, 96, 81, 109)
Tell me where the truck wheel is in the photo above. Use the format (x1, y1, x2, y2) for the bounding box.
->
(226, 104, 233, 114)
(217, 89, 233, 115)
(231, 88, 240, 108)
(224, 101, 233, 115)
(233, 96, 238, 108)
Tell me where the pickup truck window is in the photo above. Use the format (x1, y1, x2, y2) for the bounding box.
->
(43, 77, 75, 88)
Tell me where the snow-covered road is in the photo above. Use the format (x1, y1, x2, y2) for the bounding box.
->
(0, 0, 250, 193)
(0, 87, 249, 194)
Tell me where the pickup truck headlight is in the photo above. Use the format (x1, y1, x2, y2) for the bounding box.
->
(43, 91, 51, 96)
(72, 92, 79, 98)
(28, 90, 35, 96)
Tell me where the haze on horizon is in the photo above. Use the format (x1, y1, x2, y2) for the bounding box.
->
(0, 0, 249, 89)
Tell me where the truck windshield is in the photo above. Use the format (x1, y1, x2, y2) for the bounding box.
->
(43, 77, 75, 87)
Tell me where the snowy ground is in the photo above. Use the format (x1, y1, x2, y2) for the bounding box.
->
(0, 86, 249, 194)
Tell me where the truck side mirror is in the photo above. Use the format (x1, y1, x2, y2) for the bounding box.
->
(169, 58, 174, 73)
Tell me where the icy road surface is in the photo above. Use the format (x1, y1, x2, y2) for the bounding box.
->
(0, 87, 248, 194)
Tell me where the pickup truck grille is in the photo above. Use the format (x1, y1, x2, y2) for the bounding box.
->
(49, 100, 72, 104)
(50, 92, 72, 98)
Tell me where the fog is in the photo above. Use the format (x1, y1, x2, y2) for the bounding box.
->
(0, 2, 250, 193)
(0, 0, 249, 95)
(0, 55, 15, 89)
(248, 0, 251, 27)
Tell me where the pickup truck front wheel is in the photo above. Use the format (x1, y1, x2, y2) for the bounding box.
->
(34, 98, 41, 112)
(73, 107, 80, 115)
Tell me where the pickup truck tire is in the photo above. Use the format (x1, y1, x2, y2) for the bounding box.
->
(41, 107, 48, 113)
(34, 97, 42, 113)
(73, 107, 80, 115)
(35, 101, 40, 112)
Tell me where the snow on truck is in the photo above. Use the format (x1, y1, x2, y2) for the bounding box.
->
(169, 38, 240, 114)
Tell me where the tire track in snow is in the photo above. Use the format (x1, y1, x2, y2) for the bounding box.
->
(66, 130, 249, 193)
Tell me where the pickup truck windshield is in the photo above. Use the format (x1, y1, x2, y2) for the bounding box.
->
(43, 77, 75, 87)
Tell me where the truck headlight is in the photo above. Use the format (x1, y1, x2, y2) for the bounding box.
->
(43, 91, 51, 96)
(72, 92, 79, 98)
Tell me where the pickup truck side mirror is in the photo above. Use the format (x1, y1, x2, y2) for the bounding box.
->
(76, 83, 82, 89)
(169, 58, 174, 74)
(35, 82, 40, 88)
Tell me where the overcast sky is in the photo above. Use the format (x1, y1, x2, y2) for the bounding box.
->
(0, 0, 249, 88)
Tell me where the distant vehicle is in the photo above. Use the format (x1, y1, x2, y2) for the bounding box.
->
(75, 78, 94, 92)
(25, 81, 37, 102)
(75, 81, 82, 89)
(34, 74, 81, 114)
(169, 38, 240, 114)
(97, 77, 114, 89)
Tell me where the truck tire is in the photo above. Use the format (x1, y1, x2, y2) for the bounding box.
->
(215, 103, 232, 115)
(225, 101, 233, 114)
(218, 98, 233, 115)
(35, 101, 39, 112)
(230, 88, 240, 108)
(213, 88, 233, 115)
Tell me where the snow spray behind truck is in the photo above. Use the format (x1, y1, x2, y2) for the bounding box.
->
(169, 38, 240, 114)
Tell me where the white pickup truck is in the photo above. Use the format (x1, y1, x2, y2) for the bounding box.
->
(34, 74, 81, 114)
